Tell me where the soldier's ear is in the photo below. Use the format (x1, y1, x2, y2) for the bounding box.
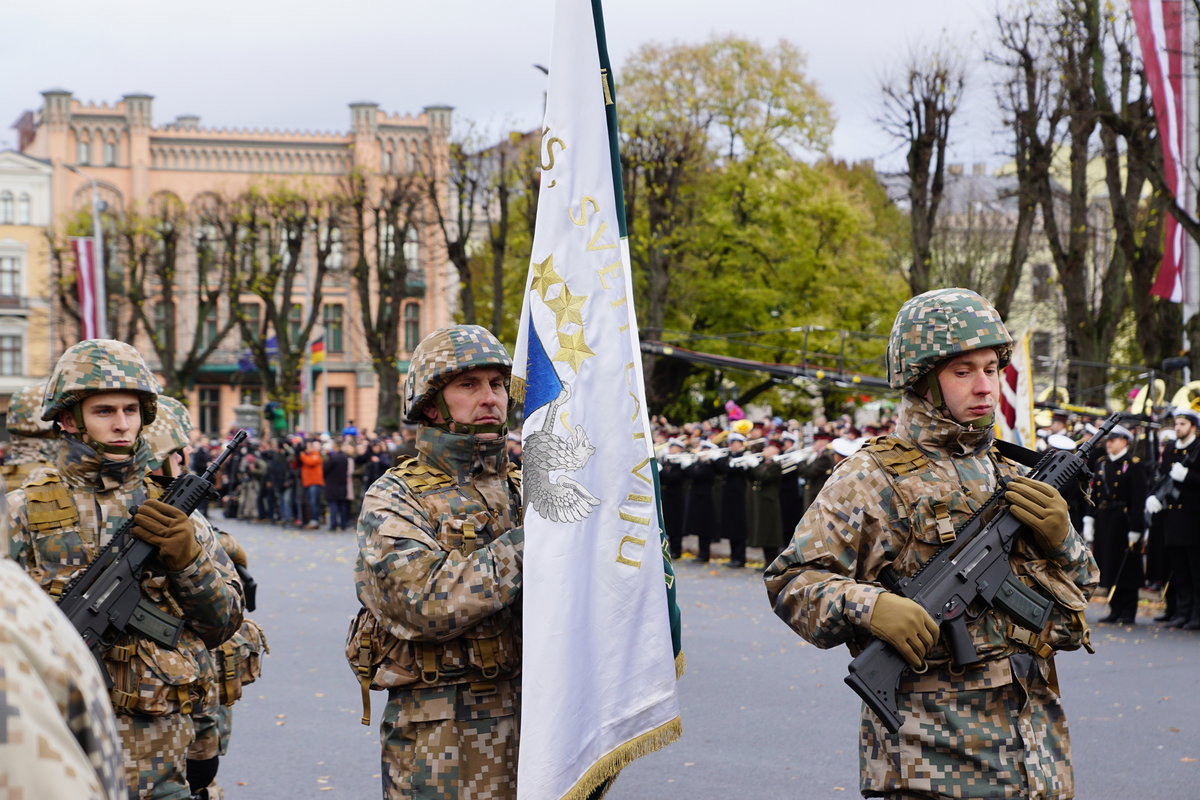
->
(58, 411, 78, 434)
(422, 403, 441, 424)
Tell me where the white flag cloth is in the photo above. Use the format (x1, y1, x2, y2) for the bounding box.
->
(512, 1, 681, 798)
(996, 331, 1035, 448)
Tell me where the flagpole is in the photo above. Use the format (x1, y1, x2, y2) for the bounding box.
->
(1183, 0, 1199, 371)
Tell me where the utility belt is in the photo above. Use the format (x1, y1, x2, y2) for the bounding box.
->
(104, 635, 206, 717)
(346, 606, 518, 726)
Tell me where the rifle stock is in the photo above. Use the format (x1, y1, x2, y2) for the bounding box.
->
(844, 414, 1123, 733)
(57, 431, 248, 669)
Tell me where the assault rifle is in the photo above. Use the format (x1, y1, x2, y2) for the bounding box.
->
(58, 430, 248, 674)
(844, 413, 1124, 734)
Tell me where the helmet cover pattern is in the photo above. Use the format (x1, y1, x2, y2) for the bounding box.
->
(886, 288, 1013, 390)
(403, 325, 512, 423)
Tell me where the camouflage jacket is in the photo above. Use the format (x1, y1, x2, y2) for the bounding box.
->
(6, 436, 244, 717)
(765, 394, 1099, 664)
(0, 559, 126, 799)
(350, 425, 523, 692)
(1, 436, 57, 492)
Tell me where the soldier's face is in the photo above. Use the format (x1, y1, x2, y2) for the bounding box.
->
(932, 349, 1000, 426)
(1175, 418, 1196, 440)
(1105, 436, 1128, 456)
(60, 391, 142, 460)
(429, 367, 508, 438)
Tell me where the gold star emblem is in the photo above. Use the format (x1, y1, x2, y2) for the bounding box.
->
(545, 285, 587, 328)
(530, 254, 563, 300)
(554, 328, 595, 372)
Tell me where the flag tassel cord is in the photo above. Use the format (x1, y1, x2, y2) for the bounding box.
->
(559, 716, 683, 800)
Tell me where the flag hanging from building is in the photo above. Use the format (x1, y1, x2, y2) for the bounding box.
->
(996, 331, 1035, 447)
(1132, 0, 1187, 303)
(70, 237, 99, 340)
(511, 1, 682, 798)
(310, 336, 326, 365)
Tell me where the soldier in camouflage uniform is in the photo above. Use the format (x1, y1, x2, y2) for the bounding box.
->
(348, 324, 523, 799)
(144, 395, 269, 800)
(2, 378, 58, 491)
(765, 289, 1098, 800)
(6, 339, 245, 800)
(0, 505, 126, 800)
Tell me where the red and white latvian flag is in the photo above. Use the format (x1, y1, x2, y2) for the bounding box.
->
(511, 1, 682, 798)
(1132, 0, 1187, 302)
(70, 237, 100, 339)
(996, 331, 1035, 447)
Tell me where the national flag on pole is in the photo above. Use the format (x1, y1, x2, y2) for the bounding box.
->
(1132, 0, 1187, 302)
(310, 336, 326, 365)
(511, 1, 682, 798)
(996, 331, 1035, 448)
(70, 237, 99, 340)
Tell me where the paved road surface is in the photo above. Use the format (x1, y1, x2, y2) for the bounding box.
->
(216, 519, 1200, 798)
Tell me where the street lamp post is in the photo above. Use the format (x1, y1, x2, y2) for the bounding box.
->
(64, 163, 108, 339)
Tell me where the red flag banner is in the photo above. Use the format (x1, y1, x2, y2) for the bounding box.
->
(1132, 0, 1186, 302)
(70, 237, 99, 339)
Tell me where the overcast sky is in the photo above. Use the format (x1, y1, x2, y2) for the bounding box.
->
(3, 0, 1008, 173)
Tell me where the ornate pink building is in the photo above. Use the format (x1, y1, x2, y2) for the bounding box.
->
(15, 90, 454, 435)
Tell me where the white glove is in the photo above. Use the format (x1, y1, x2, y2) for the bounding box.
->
(1146, 495, 1163, 515)
(1170, 462, 1189, 482)
(1081, 516, 1095, 544)
(1127, 531, 1142, 547)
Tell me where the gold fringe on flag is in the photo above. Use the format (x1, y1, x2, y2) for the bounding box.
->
(559, 716, 683, 800)
(674, 650, 686, 679)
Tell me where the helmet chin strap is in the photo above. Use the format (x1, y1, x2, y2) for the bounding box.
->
(432, 392, 507, 437)
(70, 404, 139, 457)
(925, 374, 995, 430)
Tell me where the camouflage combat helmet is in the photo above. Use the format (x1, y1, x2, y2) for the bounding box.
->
(143, 395, 192, 471)
(42, 339, 160, 456)
(403, 325, 512, 433)
(886, 288, 1012, 391)
(6, 379, 54, 438)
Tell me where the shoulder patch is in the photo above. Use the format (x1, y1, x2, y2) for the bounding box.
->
(865, 435, 929, 476)
(387, 456, 454, 495)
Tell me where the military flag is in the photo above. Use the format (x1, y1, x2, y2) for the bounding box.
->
(996, 331, 1035, 448)
(511, 1, 682, 798)
(70, 237, 100, 340)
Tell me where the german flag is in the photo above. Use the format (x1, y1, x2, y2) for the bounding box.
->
(310, 336, 326, 365)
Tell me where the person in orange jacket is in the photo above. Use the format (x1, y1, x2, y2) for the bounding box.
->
(299, 440, 325, 529)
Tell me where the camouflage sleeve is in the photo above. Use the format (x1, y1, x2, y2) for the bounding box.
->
(355, 472, 523, 642)
(764, 454, 891, 650)
(5, 488, 31, 564)
(168, 511, 245, 649)
(0, 561, 127, 800)
(1041, 520, 1100, 592)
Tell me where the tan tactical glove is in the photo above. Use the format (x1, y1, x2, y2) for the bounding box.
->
(869, 592, 939, 669)
(1005, 476, 1070, 552)
(132, 499, 201, 571)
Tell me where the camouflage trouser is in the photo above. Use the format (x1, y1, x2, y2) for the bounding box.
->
(861, 655, 1074, 799)
(115, 712, 195, 800)
(188, 703, 234, 760)
(381, 681, 518, 799)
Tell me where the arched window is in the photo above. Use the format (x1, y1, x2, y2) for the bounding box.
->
(381, 150, 393, 174)
(328, 226, 343, 269)
(77, 138, 90, 165)
(0, 192, 13, 224)
(404, 303, 421, 353)
(104, 141, 117, 166)
(402, 225, 419, 270)
(16, 194, 30, 225)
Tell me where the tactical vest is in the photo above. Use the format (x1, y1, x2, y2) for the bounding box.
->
(862, 435, 1091, 667)
(20, 470, 205, 716)
(347, 456, 523, 725)
(2, 461, 47, 493)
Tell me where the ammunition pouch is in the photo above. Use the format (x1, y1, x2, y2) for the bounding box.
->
(104, 637, 201, 716)
(215, 619, 270, 705)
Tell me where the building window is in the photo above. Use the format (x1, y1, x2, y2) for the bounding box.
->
(327, 387, 345, 434)
(403, 226, 419, 269)
(240, 387, 261, 407)
(0, 335, 21, 375)
(16, 194, 30, 225)
(324, 304, 344, 353)
(0, 256, 19, 298)
(240, 302, 261, 346)
(1032, 263, 1052, 303)
(151, 302, 167, 343)
(382, 151, 393, 174)
(0, 192, 11, 224)
(328, 226, 343, 269)
(380, 222, 396, 261)
(104, 141, 117, 166)
(199, 387, 221, 436)
(199, 307, 219, 348)
(77, 140, 90, 165)
(288, 303, 303, 344)
(404, 303, 420, 353)
(1031, 331, 1052, 364)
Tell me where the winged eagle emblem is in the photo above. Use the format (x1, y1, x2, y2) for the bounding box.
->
(523, 383, 600, 523)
